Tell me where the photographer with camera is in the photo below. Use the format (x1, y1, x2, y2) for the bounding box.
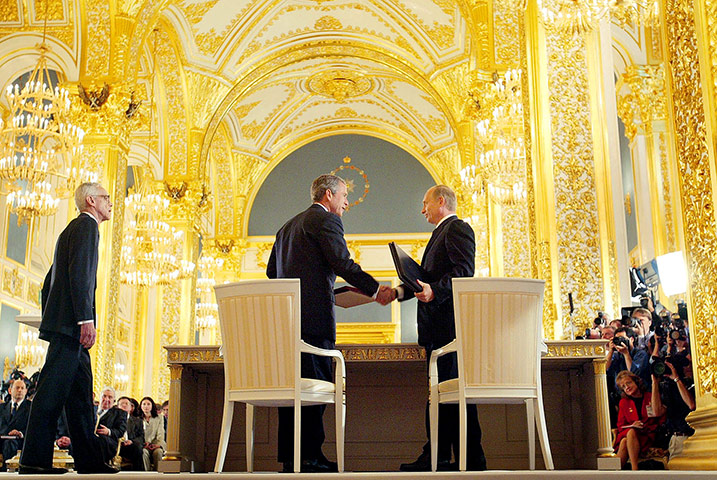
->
(607, 327, 651, 389)
(649, 331, 694, 458)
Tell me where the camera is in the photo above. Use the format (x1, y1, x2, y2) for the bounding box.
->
(613, 335, 630, 349)
(652, 315, 668, 338)
(651, 354, 690, 377)
(640, 296, 650, 308)
(594, 311, 605, 327)
(669, 328, 687, 341)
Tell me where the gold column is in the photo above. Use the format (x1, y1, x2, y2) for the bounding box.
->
(159, 363, 184, 472)
(592, 359, 614, 457)
(524, 0, 559, 339)
(662, 0, 717, 469)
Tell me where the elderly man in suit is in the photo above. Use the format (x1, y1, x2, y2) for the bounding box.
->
(392, 185, 487, 472)
(19, 182, 118, 475)
(94, 387, 126, 465)
(0, 379, 31, 470)
(267, 174, 393, 473)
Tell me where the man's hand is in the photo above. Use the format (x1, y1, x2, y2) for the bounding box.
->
(375, 285, 396, 305)
(122, 439, 133, 447)
(56, 436, 71, 448)
(79, 322, 97, 349)
(665, 361, 678, 381)
(96, 424, 110, 436)
(415, 280, 435, 303)
(7, 429, 21, 438)
(614, 342, 629, 356)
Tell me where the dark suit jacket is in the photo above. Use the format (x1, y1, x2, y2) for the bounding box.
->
(0, 399, 31, 437)
(267, 204, 379, 341)
(400, 216, 475, 348)
(40, 213, 99, 342)
(96, 406, 127, 459)
(126, 415, 144, 445)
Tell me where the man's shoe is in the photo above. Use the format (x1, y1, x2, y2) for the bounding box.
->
(302, 457, 338, 473)
(76, 462, 120, 474)
(18, 464, 68, 474)
(399, 453, 452, 472)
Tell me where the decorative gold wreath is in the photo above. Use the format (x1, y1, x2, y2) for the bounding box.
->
(331, 157, 369, 212)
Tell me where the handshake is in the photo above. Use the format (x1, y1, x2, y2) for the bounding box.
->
(375, 285, 397, 306)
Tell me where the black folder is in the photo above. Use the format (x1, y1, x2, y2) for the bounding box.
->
(389, 242, 426, 293)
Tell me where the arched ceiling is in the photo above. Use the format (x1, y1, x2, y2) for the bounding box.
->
(159, 0, 475, 162)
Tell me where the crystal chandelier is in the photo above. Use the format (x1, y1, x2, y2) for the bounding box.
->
(462, 69, 527, 206)
(0, 3, 87, 225)
(120, 29, 195, 287)
(537, 0, 660, 35)
(120, 190, 195, 287)
(195, 253, 224, 343)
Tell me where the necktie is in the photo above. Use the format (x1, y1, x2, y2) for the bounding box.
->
(10, 403, 16, 416)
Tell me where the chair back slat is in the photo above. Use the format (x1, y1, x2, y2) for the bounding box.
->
(215, 279, 299, 391)
(453, 278, 545, 388)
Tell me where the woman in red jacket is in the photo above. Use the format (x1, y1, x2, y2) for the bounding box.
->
(614, 371, 665, 470)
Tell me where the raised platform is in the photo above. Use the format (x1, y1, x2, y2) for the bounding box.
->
(0, 469, 712, 479)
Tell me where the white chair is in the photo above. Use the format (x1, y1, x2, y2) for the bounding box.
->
(213, 279, 346, 473)
(429, 277, 554, 471)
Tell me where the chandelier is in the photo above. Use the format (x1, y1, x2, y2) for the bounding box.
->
(462, 69, 527, 206)
(537, 0, 660, 35)
(0, 2, 88, 225)
(120, 190, 195, 287)
(14, 328, 46, 369)
(120, 29, 195, 287)
(195, 253, 224, 343)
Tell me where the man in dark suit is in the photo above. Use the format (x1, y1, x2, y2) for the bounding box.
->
(19, 182, 118, 475)
(0, 379, 31, 470)
(117, 396, 144, 471)
(394, 185, 487, 472)
(267, 174, 393, 473)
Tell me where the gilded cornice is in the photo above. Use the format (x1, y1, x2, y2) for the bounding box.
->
(616, 64, 667, 141)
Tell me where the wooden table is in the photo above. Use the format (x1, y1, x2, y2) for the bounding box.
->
(160, 341, 610, 472)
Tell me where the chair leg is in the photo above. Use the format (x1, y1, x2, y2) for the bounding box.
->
(535, 397, 554, 469)
(294, 399, 301, 473)
(429, 386, 439, 472)
(245, 404, 255, 472)
(335, 390, 345, 473)
(458, 398, 467, 472)
(525, 399, 535, 470)
(214, 399, 234, 472)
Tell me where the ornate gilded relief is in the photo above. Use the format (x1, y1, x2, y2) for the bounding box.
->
(493, 1, 520, 66)
(157, 27, 189, 178)
(502, 204, 531, 278)
(665, 0, 717, 397)
(210, 128, 233, 236)
(616, 64, 667, 141)
(547, 30, 604, 334)
(187, 71, 229, 128)
(156, 283, 182, 402)
(0, 1, 20, 23)
(2, 268, 23, 298)
(27, 281, 40, 307)
(86, 0, 110, 78)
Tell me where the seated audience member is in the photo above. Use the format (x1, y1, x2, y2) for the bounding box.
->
(614, 371, 665, 470)
(140, 397, 166, 471)
(55, 410, 71, 451)
(117, 396, 144, 471)
(161, 400, 168, 440)
(0, 379, 31, 470)
(94, 387, 127, 465)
